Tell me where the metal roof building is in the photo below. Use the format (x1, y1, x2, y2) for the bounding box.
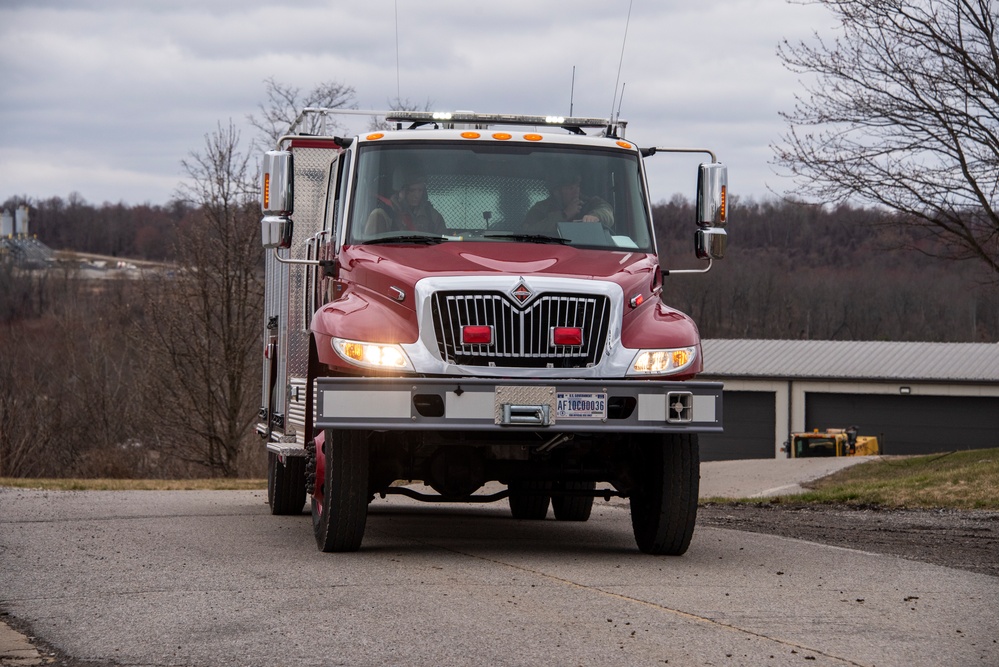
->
(696, 340, 999, 460)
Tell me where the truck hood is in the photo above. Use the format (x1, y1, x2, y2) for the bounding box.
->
(340, 241, 658, 298)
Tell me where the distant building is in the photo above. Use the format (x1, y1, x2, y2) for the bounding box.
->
(1, 205, 53, 266)
(0, 208, 12, 237)
(698, 339, 999, 460)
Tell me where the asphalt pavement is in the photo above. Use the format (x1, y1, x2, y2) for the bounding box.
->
(0, 456, 876, 666)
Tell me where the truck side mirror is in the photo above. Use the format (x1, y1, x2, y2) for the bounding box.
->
(695, 163, 728, 260)
(696, 163, 727, 227)
(695, 227, 727, 260)
(261, 151, 294, 249)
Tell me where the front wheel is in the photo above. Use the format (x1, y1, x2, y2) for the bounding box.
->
(629, 433, 699, 555)
(312, 429, 370, 552)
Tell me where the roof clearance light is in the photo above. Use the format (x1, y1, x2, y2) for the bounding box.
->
(461, 131, 481, 139)
(462, 325, 493, 345)
(432, 112, 453, 120)
(366, 133, 384, 141)
(492, 132, 512, 140)
(551, 327, 583, 346)
(545, 116, 565, 124)
(616, 141, 633, 149)
(524, 133, 543, 142)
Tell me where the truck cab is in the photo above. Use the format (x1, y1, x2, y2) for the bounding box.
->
(259, 110, 728, 555)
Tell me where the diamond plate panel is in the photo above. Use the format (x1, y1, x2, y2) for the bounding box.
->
(494, 385, 556, 424)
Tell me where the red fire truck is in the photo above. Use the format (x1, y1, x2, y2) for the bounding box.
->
(259, 110, 728, 554)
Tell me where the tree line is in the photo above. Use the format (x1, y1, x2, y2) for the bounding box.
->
(1, 124, 262, 480)
(654, 197, 998, 342)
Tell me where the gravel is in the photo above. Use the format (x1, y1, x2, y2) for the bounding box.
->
(697, 502, 999, 577)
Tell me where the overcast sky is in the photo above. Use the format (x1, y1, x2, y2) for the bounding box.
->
(0, 0, 836, 207)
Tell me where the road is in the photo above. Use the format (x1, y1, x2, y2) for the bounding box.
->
(1, 483, 996, 666)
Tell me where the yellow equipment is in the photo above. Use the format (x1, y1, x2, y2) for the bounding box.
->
(787, 427, 880, 458)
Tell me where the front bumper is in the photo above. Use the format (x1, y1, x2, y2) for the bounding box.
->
(316, 376, 723, 433)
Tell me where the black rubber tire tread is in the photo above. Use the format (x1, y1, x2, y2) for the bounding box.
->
(552, 480, 595, 522)
(313, 429, 370, 552)
(508, 480, 551, 520)
(629, 433, 699, 555)
(267, 451, 307, 515)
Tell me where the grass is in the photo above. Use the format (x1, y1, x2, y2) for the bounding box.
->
(3, 448, 998, 510)
(740, 448, 999, 510)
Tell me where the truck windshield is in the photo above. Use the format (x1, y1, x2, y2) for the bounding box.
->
(346, 142, 653, 251)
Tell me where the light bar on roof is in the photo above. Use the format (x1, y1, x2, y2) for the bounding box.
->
(384, 111, 623, 129)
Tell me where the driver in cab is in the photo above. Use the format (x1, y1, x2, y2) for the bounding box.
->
(523, 170, 613, 235)
(365, 169, 446, 236)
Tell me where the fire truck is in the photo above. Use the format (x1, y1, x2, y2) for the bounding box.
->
(258, 109, 728, 554)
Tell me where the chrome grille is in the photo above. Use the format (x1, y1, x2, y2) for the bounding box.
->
(432, 292, 610, 367)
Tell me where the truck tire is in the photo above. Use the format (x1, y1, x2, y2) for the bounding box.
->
(629, 433, 699, 555)
(508, 480, 551, 520)
(312, 429, 369, 552)
(552, 480, 595, 521)
(267, 451, 307, 515)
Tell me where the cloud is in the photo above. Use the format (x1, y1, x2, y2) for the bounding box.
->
(0, 0, 836, 205)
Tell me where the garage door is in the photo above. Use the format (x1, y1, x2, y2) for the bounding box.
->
(806, 393, 999, 456)
(700, 391, 775, 461)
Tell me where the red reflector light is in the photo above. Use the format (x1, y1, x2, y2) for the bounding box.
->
(462, 325, 493, 345)
(552, 327, 583, 346)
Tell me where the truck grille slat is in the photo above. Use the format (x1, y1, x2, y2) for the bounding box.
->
(432, 292, 610, 368)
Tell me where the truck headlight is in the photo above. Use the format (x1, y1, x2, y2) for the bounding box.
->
(628, 347, 696, 375)
(332, 338, 414, 371)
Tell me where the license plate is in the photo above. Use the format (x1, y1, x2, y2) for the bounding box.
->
(556, 392, 607, 419)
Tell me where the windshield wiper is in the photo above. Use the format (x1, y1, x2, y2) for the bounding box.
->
(482, 233, 569, 245)
(363, 234, 448, 245)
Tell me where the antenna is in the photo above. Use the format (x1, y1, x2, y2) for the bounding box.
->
(569, 66, 576, 116)
(610, 0, 634, 122)
(616, 82, 626, 120)
(394, 0, 401, 101)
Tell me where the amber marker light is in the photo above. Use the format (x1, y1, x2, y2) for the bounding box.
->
(492, 132, 512, 140)
(461, 131, 481, 139)
(719, 185, 727, 224)
(263, 173, 271, 209)
(366, 133, 384, 141)
(523, 133, 543, 141)
(341, 341, 365, 361)
(616, 141, 632, 149)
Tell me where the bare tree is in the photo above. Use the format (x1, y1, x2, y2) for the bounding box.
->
(247, 77, 357, 148)
(137, 121, 263, 477)
(774, 0, 999, 276)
